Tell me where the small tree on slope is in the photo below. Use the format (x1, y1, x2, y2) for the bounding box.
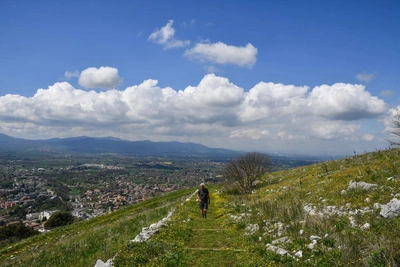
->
(222, 152, 272, 193)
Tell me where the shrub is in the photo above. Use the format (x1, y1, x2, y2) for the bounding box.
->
(44, 211, 75, 229)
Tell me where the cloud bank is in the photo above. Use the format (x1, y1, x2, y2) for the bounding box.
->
(0, 71, 392, 155)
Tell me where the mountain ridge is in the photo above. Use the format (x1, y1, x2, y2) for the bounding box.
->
(0, 133, 240, 158)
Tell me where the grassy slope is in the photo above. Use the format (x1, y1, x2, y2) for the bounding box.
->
(115, 148, 400, 266)
(2, 148, 400, 266)
(0, 188, 194, 267)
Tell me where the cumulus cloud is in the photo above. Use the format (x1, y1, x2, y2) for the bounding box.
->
(307, 83, 387, 120)
(148, 20, 190, 49)
(78, 66, 123, 89)
(184, 42, 258, 68)
(238, 82, 310, 123)
(356, 72, 377, 82)
(0, 74, 390, 155)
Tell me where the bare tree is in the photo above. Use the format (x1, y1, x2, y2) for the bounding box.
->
(222, 152, 272, 193)
(389, 113, 400, 146)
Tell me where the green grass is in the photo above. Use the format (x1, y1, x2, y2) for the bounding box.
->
(114, 185, 261, 266)
(2, 148, 400, 266)
(0, 188, 194, 267)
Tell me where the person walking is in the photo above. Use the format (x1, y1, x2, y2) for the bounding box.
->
(197, 183, 210, 218)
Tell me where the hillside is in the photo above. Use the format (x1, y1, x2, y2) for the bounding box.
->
(1, 148, 400, 266)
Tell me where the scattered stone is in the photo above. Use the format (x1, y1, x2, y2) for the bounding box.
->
(245, 224, 259, 236)
(294, 250, 303, 258)
(347, 180, 377, 191)
(275, 222, 286, 237)
(271, 236, 291, 245)
(361, 223, 370, 230)
(380, 198, 400, 218)
(310, 235, 321, 241)
(94, 259, 113, 267)
(266, 244, 289, 256)
(307, 240, 318, 249)
(349, 216, 357, 227)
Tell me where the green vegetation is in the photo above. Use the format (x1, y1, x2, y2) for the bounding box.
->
(0, 222, 39, 245)
(1, 148, 400, 266)
(0, 189, 193, 266)
(44, 212, 76, 229)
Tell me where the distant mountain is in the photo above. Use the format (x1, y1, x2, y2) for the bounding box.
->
(0, 133, 241, 159)
(0, 133, 330, 165)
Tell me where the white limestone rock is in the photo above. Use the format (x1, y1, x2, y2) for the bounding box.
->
(266, 244, 289, 256)
(294, 250, 303, 258)
(380, 198, 400, 218)
(94, 259, 113, 267)
(271, 236, 291, 245)
(245, 224, 259, 236)
(347, 180, 377, 191)
(361, 223, 371, 230)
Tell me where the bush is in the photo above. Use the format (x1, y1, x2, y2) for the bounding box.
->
(44, 211, 75, 229)
(0, 221, 39, 243)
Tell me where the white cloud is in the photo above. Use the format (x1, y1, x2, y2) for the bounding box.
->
(238, 82, 309, 123)
(78, 66, 123, 89)
(309, 122, 360, 140)
(0, 74, 390, 155)
(64, 70, 79, 79)
(363, 134, 375, 141)
(379, 90, 394, 97)
(307, 83, 387, 120)
(356, 72, 377, 82)
(148, 20, 190, 49)
(184, 42, 258, 68)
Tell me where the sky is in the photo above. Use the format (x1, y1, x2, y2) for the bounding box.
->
(0, 0, 400, 156)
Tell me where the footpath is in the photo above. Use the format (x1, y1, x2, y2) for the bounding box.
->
(181, 189, 255, 266)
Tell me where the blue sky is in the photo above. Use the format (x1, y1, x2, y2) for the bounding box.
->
(0, 0, 399, 156)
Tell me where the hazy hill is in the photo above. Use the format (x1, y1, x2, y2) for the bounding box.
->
(0, 133, 240, 158)
(0, 133, 328, 167)
(1, 148, 400, 266)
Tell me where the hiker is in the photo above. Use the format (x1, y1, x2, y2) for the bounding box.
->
(197, 183, 210, 218)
